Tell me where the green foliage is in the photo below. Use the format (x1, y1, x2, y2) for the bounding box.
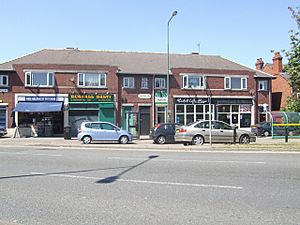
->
(285, 6, 300, 111)
(283, 94, 300, 112)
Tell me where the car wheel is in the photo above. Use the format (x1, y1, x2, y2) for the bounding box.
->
(262, 130, 270, 137)
(119, 135, 129, 144)
(239, 134, 250, 144)
(156, 135, 166, 144)
(82, 135, 92, 144)
(192, 135, 204, 145)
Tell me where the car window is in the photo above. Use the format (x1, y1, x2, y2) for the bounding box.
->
(215, 121, 232, 130)
(91, 123, 101, 129)
(101, 123, 115, 130)
(195, 121, 209, 129)
(85, 123, 92, 128)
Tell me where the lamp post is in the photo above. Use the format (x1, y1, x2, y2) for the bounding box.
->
(167, 10, 177, 123)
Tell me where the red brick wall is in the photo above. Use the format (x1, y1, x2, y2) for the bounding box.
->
(5, 64, 119, 128)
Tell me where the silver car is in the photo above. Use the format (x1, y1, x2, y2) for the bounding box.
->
(0, 125, 7, 137)
(78, 121, 133, 144)
(175, 120, 256, 145)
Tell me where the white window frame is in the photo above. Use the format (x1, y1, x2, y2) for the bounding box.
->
(258, 80, 268, 91)
(141, 77, 148, 89)
(224, 77, 247, 90)
(123, 77, 135, 88)
(155, 77, 166, 89)
(0, 75, 8, 86)
(25, 71, 54, 87)
(77, 73, 107, 88)
(182, 74, 206, 89)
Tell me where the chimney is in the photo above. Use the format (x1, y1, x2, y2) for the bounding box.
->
(272, 52, 283, 74)
(255, 58, 264, 70)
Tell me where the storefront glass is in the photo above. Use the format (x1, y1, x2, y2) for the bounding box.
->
(175, 104, 213, 125)
(217, 104, 251, 128)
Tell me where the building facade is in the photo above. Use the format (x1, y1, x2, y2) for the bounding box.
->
(0, 49, 274, 137)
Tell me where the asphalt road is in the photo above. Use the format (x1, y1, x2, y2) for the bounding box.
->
(0, 146, 300, 225)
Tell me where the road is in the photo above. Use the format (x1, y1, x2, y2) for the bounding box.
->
(0, 146, 300, 225)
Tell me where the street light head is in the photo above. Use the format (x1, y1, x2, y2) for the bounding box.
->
(172, 11, 178, 16)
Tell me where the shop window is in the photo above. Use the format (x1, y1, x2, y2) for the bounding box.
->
(141, 77, 148, 89)
(175, 104, 213, 125)
(78, 73, 106, 88)
(0, 75, 8, 86)
(224, 77, 247, 90)
(258, 80, 268, 91)
(25, 71, 54, 87)
(182, 75, 205, 89)
(217, 104, 252, 128)
(155, 77, 166, 89)
(156, 106, 166, 124)
(123, 77, 134, 88)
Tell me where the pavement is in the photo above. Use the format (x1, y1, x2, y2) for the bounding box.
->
(1, 132, 300, 151)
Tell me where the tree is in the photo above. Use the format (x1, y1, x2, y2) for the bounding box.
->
(284, 6, 300, 111)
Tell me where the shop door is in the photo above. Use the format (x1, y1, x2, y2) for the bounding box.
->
(69, 110, 98, 137)
(139, 106, 150, 135)
(122, 106, 133, 129)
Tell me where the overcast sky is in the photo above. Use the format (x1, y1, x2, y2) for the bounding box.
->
(0, 0, 298, 68)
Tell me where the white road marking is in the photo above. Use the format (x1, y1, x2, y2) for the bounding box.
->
(29, 173, 243, 190)
(0, 152, 62, 157)
(107, 156, 266, 164)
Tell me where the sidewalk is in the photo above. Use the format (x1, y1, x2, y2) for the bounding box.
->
(1, 135, 300, 151)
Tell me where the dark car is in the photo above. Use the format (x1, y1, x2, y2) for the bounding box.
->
(251, 122, 294, 137)
(150, 123, 178, 144)
(0, 125, 7, 137)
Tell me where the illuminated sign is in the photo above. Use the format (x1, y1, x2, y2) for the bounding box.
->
(69, 94, 114, 102)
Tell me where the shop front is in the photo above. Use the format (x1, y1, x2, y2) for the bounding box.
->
(175, 97, 213, 125)
(14, 95, 67, 137)
(174, 96, 253, 129)
(68, 94, 115, 137)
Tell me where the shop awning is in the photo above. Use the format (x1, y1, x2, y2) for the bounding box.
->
(13, 102, 63, 112)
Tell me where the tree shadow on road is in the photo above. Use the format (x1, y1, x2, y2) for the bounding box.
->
(0, 155, 159, 182)
(96, 155, 159, 184)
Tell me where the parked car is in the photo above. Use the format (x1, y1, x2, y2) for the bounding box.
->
(77, 121, 132, 144)
(251, 122, 296, 137)
(150, 123, 178, 144)
(175, 120, 256, 145)
(0, 125, 7, 137)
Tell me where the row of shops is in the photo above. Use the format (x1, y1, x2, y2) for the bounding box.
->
(0, 93, 258, 138)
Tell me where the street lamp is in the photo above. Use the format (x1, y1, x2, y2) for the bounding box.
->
(167, 10, 177, 122)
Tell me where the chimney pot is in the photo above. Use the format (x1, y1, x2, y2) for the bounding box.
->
(255, 58, 264, 70)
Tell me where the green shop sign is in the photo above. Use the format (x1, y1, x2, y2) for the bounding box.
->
(155, 90, 168, 104)
(69, 94, 114, 102)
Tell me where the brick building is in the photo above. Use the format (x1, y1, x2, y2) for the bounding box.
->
(0, 48, 273, 137)
(255, 51, 291, 111)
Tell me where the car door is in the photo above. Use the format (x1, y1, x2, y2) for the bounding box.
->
(194, 121, 211, 141)
(100, 122, 119, 141)
(214, 121, 234, 142)
(90, 123, 103, 140)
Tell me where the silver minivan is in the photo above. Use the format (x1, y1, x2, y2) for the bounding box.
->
(77, 121, 133, 144)
(175, 120, 256, 145)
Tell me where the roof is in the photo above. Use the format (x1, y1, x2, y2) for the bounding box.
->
(0, 49, 274, 78)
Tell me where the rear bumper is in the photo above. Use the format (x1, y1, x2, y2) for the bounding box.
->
(174, 134, 192, 143)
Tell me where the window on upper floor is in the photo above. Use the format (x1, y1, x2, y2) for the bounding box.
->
(123, 77, 134, 88)
(0, 75, 8, 86)
(141, 77, 148, 89)
(224, 77, 247, 90)
(78, 73, 106, 88)
(258, 80, 268, 91)
(182, 75, 206, 89)
(155, 77, 166, 89)
(25, 71, 54, 87)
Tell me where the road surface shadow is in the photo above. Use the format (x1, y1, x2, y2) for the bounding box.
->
(96, 155, 159, 184)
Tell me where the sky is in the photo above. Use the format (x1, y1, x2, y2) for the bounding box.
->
(0, 0, 299, 68)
